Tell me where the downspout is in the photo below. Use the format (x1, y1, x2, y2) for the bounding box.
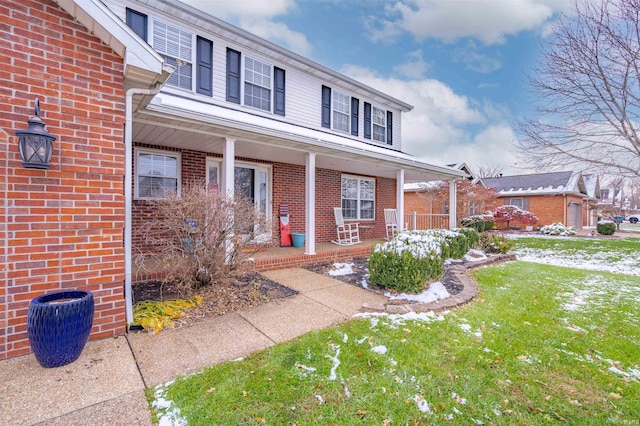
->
(125, 85, 163, 326)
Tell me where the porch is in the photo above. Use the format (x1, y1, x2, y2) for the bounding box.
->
(134, 238, 385, 283)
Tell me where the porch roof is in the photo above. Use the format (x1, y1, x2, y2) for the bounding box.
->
(133, 92, 467, 182)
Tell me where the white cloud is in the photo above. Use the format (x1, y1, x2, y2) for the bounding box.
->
(342, 65, 523, 172)
(182, 0, 295, 19)
(371, 0, 566, 45)
(181, 0, 312, 55)
(392, 50, 430, 79)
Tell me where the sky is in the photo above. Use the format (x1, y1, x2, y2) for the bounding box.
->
(182, 0, 573, 176)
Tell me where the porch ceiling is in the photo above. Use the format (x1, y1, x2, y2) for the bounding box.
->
(132, 93, 466, 182)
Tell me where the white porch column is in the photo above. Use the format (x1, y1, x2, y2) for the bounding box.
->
(221, 138, 235, 197)
(305, 152, 316, 255)
(449, 179, 458, 229)
(396, 169, 405, 230)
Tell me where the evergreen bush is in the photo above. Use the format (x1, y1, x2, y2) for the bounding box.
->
(597, 220, 616, 235)
(368, 229, 478, 293)
(479, 233, 514, 254)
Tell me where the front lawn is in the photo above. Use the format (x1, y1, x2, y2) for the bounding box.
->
(149, 238, 640, 425)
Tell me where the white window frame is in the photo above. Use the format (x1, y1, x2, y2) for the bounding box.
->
(135, 148, 181, 200)
(372, 105, 387, 143)
(242, 55, 273, 112)
(206, 157, 221, 191)
(341, 175, 375, 220)
(150, 17, 195, 92)
(332, 90, 351, 133)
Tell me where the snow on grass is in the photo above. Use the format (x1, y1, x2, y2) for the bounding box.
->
(412, 395, 431, 413)
(152, 381, 187, 426)
(514, 245, 640, 276)
(353, 310, 447, 328)
(463, 249, 488, 262)
(371, 345, 388, 354)
(329, 262, 354, 276)
(385, 281, 450, 303)
(325, 344, 341, 381)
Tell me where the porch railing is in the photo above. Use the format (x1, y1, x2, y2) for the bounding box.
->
(403, 212, 450, 231)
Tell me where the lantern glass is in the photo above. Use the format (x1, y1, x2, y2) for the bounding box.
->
(19, 134, 54, 169)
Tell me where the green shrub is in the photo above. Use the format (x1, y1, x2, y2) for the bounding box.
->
(597, 221, 616, 235)
(368, 229, 477, 293)
(460, 215, 495, 232)
(479, 233, 514, 254)
(457, 227, 479, 250)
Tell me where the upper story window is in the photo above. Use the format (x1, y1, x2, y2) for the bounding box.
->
(227, 48, 286, 115)
(372, 106, 387, 143)
(244, 56, 272, 111)
(153, 21, 193, 90)
(135, 148, 181, 199)
(321, 86, 359, 136)
(332, 91, 351, 133)
(125, 9, 213, 96)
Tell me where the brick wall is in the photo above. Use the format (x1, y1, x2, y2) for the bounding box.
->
(498, 194, 585, 229)
(0, 0, 126, 359)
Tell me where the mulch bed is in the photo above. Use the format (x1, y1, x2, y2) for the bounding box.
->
(132, 272, 297, 328)
(302, 257, 464, 296)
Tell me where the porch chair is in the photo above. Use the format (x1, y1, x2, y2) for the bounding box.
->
(332, 207, 361, 245)
(384, 208, 406, 239)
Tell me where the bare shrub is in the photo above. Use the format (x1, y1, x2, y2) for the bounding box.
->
(141, 180, 269, 293)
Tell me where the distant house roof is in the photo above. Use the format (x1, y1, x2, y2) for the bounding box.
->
(481, 171, 591, 197)
(404, 162, 475, 192)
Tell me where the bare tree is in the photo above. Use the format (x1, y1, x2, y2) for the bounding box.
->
(518, 0, 640, 178)
(476, 164, 504, 178)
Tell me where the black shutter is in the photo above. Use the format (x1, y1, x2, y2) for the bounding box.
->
(363, 102, 371, 139)
(351, 97, 359, 136)
(126, 8, 147, 42)
(274, 67, 286, 116)
(386, 111, 393, 144)
(196, 36, 213, 96)
(321, 86, 331, 128)
(226, 48, 241, 104)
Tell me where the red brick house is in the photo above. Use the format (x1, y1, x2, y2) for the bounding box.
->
(481, 171, 600, 229)
(1, 0, 466, 360)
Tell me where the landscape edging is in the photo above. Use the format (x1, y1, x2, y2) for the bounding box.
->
(361, 253, 517, 314)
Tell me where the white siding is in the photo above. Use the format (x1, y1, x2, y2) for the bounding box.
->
(115, 1, 407, 152)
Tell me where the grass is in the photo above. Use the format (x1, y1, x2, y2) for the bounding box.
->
(148, 237, 640, 424)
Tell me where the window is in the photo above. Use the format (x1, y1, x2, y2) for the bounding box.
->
(372, 106, 386, 143)
(135, 149, 181, 199)
(342, 175, 375, 220)
(244, 56, 271, 111)
(509, 198, 524, 209)
(153, 20, 193, 90)
(332, 90, 350, 133)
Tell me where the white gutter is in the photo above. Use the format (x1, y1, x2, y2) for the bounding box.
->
(124, 86, 163, 326)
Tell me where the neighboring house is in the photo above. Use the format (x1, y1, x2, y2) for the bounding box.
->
(404, 163, 498, 228)
(1, 0, 465, 360)
(481, 171, 600, 229)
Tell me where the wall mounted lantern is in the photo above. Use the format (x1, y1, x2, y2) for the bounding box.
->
(16, 98, 56, 169)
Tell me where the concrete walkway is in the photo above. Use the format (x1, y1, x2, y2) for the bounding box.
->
(0, 268, 386, 425)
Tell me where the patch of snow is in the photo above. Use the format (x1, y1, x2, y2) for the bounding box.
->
(453, 407, 462, 414)
(371, 345, 388, 354)
(514, 247, 640, 276)
(412, 395, 431, 413)
(315, 395, 324, 404)
(385, 282, 450, 303)
(452, 392, 467, 405)
(459, 324, 472, 332)
(344, 385, 351, 398)
(356, 336, 368, 344)
(342, 333, 348, 343)
(464, 249, 488, 262)
(471, 418, 484, 425)
(295, 363, 316, 375)
(329, 262, 354, 276)
(354, 311, 447, 328)
(325, 344, 341, 381)
(152, 384, 187, 426)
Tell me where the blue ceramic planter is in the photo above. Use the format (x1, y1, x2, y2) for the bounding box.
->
(27, 290, 94, 368)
